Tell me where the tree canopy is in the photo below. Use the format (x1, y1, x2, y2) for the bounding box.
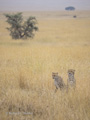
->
(65, 6, 75, 11)
(4, 12, 38, 40)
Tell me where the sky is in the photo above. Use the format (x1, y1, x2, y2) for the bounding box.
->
(0, 0, 90, 11)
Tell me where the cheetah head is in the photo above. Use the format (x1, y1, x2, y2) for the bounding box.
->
(52, 72, 58, 79)
(68, 69, 75, 76)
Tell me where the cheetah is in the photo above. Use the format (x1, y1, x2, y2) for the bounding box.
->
(52, 72, 66, 92)
(67, 69, 76, 90)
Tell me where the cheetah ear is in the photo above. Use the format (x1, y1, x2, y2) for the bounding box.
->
(56, 72, 58, 74)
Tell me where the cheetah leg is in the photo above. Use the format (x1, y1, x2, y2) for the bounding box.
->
(73, 84, 76, 90)
(55, 87, 58, 93)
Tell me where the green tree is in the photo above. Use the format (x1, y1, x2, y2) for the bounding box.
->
(4, 12, 38, 39)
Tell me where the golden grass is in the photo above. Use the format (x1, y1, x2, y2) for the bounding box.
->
(0, 11, 90, 120)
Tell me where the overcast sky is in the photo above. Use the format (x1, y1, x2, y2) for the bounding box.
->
(0, 0, 90, 11)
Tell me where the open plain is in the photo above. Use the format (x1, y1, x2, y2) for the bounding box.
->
(0, 11, 90, 120)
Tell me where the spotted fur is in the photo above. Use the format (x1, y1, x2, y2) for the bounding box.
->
(67, 69, 76, 89)
(52, 72, 66, 92)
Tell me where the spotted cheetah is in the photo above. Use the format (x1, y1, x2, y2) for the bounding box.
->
(67, 69, 76, 90)
(52, 72, 66, 92)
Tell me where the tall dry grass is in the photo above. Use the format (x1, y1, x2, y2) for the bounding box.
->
(0, 11, 90, 120)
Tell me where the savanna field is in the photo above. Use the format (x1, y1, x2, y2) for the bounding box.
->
(0, 11, 90, 120)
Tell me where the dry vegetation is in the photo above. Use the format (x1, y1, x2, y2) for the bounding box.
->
(0, 11, 90, 120)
